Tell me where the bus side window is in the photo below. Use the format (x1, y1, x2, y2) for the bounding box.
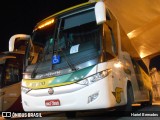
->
(103, 23, 117, 60)
(131, 58, 145, 90)
(137, 60, 149, 75)
(4, 59, 20, 86)
(109, 27, 117, 55)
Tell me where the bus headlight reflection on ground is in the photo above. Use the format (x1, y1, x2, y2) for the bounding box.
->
(77, 69, 112, 86)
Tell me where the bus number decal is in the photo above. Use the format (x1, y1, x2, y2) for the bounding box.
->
(31, 81, 45, 87)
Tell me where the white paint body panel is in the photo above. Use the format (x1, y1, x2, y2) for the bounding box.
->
(22, 76, 123, 111)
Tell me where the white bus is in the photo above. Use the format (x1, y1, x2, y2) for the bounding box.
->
(9, 0, 152, 115)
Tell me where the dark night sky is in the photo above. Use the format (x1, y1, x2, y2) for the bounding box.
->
(0, 0, 88, 52)
(0, 0, 159, 70)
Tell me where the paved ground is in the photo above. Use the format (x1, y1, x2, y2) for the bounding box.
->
(1, 102, 160, 120)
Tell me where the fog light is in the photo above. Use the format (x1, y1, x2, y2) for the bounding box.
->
(88, 92, 99, 104)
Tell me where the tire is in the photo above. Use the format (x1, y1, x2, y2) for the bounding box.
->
(141, 90, 152, 107)
(124, 84, 134, 111)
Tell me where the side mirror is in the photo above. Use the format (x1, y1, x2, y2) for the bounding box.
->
(9, 34, 31, 52)
(95, 0, 106, 24)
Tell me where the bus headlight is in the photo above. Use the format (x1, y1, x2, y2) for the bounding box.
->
(21, 87, 32, 94)
(77, 69, 112, 86)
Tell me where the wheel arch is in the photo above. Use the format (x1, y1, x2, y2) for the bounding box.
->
(125, 80, 135, 104)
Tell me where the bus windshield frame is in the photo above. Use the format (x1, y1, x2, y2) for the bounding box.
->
(24, 6, 103, 79)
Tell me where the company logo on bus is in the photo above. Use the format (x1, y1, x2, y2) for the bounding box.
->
(48, 88, 54, 95)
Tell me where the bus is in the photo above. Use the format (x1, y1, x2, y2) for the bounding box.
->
(0, 52, 24, 112)
(9, 0, 152, 114)
(0, 34, 28, 112)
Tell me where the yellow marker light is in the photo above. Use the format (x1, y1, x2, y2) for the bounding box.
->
(38, 19, 54, 29)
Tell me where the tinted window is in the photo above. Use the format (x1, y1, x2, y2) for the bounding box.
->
(137, 60, 149, 75)
(64, 10, 96, 30)
(4, 58, 21, 86)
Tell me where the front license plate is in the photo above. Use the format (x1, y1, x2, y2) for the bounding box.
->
(45, 99, 60, 106)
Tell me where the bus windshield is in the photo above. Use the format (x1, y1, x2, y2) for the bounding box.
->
(26, 8, 101, 78)
(54, 9, 101, 69)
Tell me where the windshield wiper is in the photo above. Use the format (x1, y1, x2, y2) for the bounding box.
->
(31, 63, 39, 78)
(54, 18, 77, 71)
(31, 56, 41, 79)
(59, 48, 77, 71)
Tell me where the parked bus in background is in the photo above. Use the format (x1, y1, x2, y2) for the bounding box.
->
(0, 34, 28, 112)
(9, 0, 152, 116)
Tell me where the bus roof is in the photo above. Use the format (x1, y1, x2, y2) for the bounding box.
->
(35, 1, 96, 29)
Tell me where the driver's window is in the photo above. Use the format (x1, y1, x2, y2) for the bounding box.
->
(103, 23, 117, 60)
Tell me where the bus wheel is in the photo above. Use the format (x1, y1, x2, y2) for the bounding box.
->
(141, 90, 152, 107)
(125, 84, 134, 111)
(65, 111, 76, 118)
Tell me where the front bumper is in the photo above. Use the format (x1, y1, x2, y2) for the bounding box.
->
(22, 77, 116, 111)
